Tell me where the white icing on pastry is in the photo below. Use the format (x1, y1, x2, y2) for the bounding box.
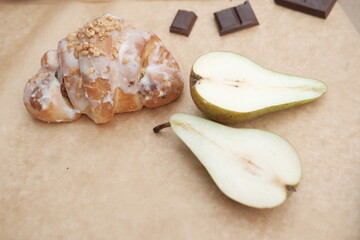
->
(24, 14, 184, 123)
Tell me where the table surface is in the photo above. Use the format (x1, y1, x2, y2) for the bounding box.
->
(338, 0, 360, 32)
(0, 1, 359, 240)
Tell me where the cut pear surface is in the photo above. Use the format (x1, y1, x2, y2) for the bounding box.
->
(190, 51, 328, 123)
(154, 113, 302, 208)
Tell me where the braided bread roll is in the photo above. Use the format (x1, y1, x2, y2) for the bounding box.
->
(24, 14, 184, 124)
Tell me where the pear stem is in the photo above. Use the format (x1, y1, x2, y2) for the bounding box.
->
(286, 185, 296, 193)
(153, 122, 171, 133)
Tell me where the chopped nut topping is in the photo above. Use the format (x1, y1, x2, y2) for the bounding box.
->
(71, 68, 80, 75)
(135, 56, 141, 62)
(158, 91, 164, 97)
(97, 21, 104, 27)
(105, 27, 115, 32)
(122, 57, 130, 64)
(76, 92, 82, 99)
(78, 80, 82, 88)
(104, 66, 110, 73)
(67, 43, 74, 49)
(65, 15, 124, 59)
(85, 29, 94, 38)
(93, 48, 101, 57)
(66, 34, 76, 42)
(166, 81, 172, 88)
(85, 67, 95, 75)
(81, 50, 89, 56)
(111, 52, 119, 60)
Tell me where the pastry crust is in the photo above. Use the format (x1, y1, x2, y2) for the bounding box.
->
(24, 14, 184, 123)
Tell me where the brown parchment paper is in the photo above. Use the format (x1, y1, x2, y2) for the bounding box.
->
(0, 1, 359, 239)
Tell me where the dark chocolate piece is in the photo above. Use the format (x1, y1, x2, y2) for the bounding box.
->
(214, 1, 259, 36)
(274, 0, 337, 19)
(170, 10, 198, 36)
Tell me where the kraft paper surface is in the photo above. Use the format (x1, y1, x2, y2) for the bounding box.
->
(0, 1, 359, 239)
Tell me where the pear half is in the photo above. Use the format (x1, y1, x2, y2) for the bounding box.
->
(190, 52, 328, 123)
(154, 113, 302, 208)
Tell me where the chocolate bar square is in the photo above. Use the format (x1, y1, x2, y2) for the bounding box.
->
(214, 1, 259, 36)
(274, 0, 337, 19)
(235, 3, 259, 25)
(170, 10, 198, 37)
(215, 8, 241, 33)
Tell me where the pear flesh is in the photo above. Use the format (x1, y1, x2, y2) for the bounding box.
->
(190, 52, 328, 123)
(154, 113, 302, 209)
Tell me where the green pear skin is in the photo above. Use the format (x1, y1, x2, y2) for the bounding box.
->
(154, 113, 302, 209)
(190, 52, 328, 123)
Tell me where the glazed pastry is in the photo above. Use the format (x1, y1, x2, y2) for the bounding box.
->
(24, 14, 184, 124)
